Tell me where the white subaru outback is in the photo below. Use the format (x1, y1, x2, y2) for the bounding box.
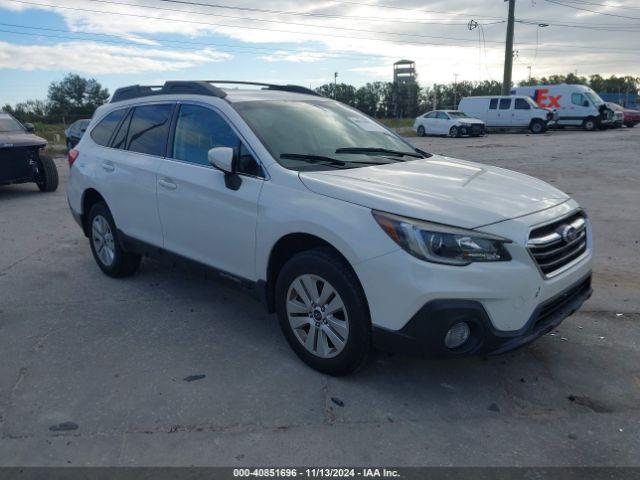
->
(67, 81, 593, 375)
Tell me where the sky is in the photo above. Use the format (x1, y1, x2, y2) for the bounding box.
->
(0, 0, 639, 105)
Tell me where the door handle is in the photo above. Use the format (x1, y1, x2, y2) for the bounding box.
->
(101, 161, 115, 172)
(158, 177, 177, 190)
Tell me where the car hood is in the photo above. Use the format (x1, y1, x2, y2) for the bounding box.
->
(456, 118, 484, 125)
(0, 132, 47, 148)
(299, 155, 569, 229)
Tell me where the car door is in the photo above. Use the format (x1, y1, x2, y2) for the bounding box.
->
(512, 98, 532, 127)
(486, 98, 500, 126)
(421, 111, 437, 134)
(568, 92, 591, 126)
(157, 102, 264, 280)
(100, 103, 171, 247)
(496, 98, 512, 126)
(435, 111, 451, 133)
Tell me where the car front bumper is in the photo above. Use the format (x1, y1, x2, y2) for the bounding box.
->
(371, 273, 592, 357)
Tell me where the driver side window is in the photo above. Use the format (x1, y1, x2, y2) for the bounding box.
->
(572, 93, 588, 107)
(172, 104, 262, 176)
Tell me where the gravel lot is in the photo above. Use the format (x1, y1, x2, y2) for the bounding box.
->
(0, 128, 639, 466)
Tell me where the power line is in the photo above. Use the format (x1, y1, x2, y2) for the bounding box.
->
(3, 0, 638, 54)
(150, 0, 472, 26)
(557, 0, 640, 11)
(7, 0, 501, 48)
(543, 0, 640, 20)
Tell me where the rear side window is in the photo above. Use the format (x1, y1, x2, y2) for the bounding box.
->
(499, 98, 511, 110)
(514, 98, 530, 110)
(111, 109, 132, 150)
(489, 99, 498, 110)
(90, 109, 126, 146)
(126, 104, 174, 156)
(436, 112, 449, 120)
(425, 112, 437, 118)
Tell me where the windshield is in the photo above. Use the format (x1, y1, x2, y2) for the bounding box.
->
(447, 111, 468, 118)
(233, 99, 422, 171)
(584, 90, 603, 106)
(0, 114, 25, 133)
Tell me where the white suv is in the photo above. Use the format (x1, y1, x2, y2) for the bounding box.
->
(67, 81, 593, 375)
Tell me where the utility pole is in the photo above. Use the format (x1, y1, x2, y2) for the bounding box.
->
(502, 0, 516, 95)
(453, 73, 459, 109)
(334, 72, 338, 99)
(527, 66, 532, 83)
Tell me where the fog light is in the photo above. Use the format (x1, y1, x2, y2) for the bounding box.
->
(444, 322, 470, 349)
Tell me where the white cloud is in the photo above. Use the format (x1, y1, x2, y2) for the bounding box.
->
(260, 50, 331, 62)
(0, 41, 231, 74)
(0, 0, 638, 83)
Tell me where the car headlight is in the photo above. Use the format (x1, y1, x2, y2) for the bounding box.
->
(372, 211, 512, 266)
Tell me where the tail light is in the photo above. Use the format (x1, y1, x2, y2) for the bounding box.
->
(68, 149, 79, 168)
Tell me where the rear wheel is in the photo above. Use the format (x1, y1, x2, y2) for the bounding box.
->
(275, 248, 370, 376)
(417, 125, 425, 137)
(449, 126, 460, 138)
(36, 154, 59, 192)
(87, 202, 141, 278)
(625, 123, 636, 128)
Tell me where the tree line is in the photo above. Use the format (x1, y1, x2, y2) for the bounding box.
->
(3, 72, 638, 125)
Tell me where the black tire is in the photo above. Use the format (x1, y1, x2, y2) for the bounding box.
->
(449, 126, 460, 138)
(87, 202, 141, 278)
(36, 154, 59, 192)
(625, 123, 636, 128)
(275, 248, 371, 376)
(583, 117, 597, 131)
(529, 119, 545, 134)
(417, 125, 425, 137)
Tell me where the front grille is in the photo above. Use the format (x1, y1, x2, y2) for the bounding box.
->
(0, 147, 35, 183)
(527, 211, 588, 276)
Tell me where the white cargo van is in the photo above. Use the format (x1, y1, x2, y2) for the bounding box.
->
(511, 84, 614, 131)
(458, 95, 553, 134)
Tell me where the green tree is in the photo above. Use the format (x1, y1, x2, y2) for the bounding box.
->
(47, 73, 109, 123)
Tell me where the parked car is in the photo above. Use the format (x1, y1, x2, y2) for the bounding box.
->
(65, 119, 91, 150)
(67, 81, 593, 375)
(512, 84, 615, 131)
(606, 102, 639, 128)
(458, 95, 553, 134)
(413, 110, 485, 137)
(0, 111, 59, 192)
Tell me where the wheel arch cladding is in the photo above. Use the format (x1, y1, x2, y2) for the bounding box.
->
(81, 188, 107, 236)
(264, 233, 366, 315)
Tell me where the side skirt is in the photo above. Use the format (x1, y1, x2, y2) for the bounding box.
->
(117, 229, 270, 311)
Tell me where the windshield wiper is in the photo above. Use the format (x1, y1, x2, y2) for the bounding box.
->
(280, 153, 347, 167)
(335, 147, 424, 159)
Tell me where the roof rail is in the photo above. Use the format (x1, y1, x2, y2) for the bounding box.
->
(110, 80, 321, 103)
(204, 81, 320, 97)
(110, 81, 227, 103)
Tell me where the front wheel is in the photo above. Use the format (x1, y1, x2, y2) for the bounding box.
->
(417, 125, 425, 137)
(529, 120, 546, 134)
(583, 117, 597, 131)
(87, 202, 141, 278)
(36, 154, 59, 192)
(275, 248, 371, 376)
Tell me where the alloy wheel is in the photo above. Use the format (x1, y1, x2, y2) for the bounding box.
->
(91, 215, 116, 267)
(286, 274, 349, 359)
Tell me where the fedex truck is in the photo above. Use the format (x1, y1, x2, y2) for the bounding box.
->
(511, 84, 615, 131)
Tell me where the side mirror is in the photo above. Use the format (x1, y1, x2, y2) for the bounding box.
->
(208, 146, 234, 172)
(208, 146, 242, 190)
(24, 122, 35, 133)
